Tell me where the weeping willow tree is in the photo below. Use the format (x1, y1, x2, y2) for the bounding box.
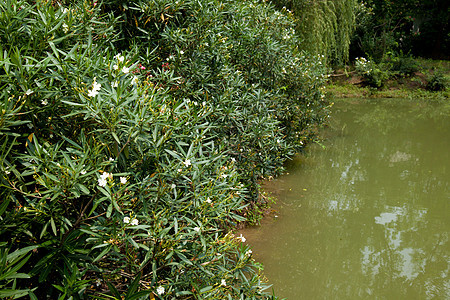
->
(273, 0, 357, 65)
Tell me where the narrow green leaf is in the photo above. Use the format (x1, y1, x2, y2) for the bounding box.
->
(127, 290, 153, 300)
(0, 198, 10, 216)
(199, 286, 213, 293)
(40, 222, 48, 239)
(106, 204, 112, 218)
(77, 183, 90, 195)
(4, 272, 30, 280)
(106, 280, 121, 298)
(0, 289, 31, 298)
(28, 290, 39, 300)
(6, 246, 38, 262)
(93, 245, 112, 262)
(48, 41, 59, 59)
(111, 131, 120, 144)
(50, 217, 57, 236)
(125, 272, 141, 297)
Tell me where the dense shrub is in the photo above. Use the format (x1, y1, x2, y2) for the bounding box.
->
(354, 57, 389, 88)
(0, 0, 328, 298)
(426, 72, 448, 91)
(389, 54, 419, 77)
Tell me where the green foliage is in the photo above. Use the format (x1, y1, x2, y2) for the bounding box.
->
(270, 0, 357, 65)
(0, 0, 329, 298)
(354, 52, 421, 88)
(354, 57, 389, 88)
(0, 244, 38, 298)
(426, 72, 448, 92)
(350, 1, 396, 62)
(389, 53, 419, 77)
(350, 0, 449, 60)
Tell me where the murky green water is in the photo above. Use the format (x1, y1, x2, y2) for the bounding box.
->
(243, 99, 449, 299)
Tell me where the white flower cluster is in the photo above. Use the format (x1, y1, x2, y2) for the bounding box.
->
(156, 286, 165, 295)
(123, 216, 139, 226)
(355, 57, 372, 75)
(98, 172, 112, 187)
(88, 77, 101, 97)
(112, 53, 132, 75)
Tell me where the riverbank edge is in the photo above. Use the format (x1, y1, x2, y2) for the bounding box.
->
(326, 82, 449, 100)
(326, 59, 449, 100)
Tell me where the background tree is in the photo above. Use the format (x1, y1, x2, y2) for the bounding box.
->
(349, 0, 449, 61)
(271, 0, 357, 66)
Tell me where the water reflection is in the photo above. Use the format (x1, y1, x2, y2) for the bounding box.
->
(242, 99, 449, 299)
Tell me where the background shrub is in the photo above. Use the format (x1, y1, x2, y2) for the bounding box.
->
(354, 57, 389, 88)
(0, 0, 329, 298)
(426, 72, 448, 91)
(389, 53, 419, 77)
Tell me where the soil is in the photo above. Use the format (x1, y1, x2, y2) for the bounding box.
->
(330, 70, 428, 91)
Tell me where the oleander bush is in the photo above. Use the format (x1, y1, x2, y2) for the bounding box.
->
(0, 0, 328, 298)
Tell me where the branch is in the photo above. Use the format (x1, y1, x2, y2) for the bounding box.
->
(60, 190, 99, 246)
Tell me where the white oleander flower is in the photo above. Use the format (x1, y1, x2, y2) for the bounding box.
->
(87, 89, 98, 97)
(183, 159, 191, 167)
(114, 54, 124, 62)
(120, 177, 127, 184)
(236, 234, 246, 243)
(123, 217, 130, 223)
(156, 286, 165, 295)
(98, 178, 107, 187)
(101, 172, 112, 180)
(130, 218, 138, 226)
(88, 78, 101, 97)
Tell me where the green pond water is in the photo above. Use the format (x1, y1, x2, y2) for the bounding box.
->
(242, 99, 449, 299)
